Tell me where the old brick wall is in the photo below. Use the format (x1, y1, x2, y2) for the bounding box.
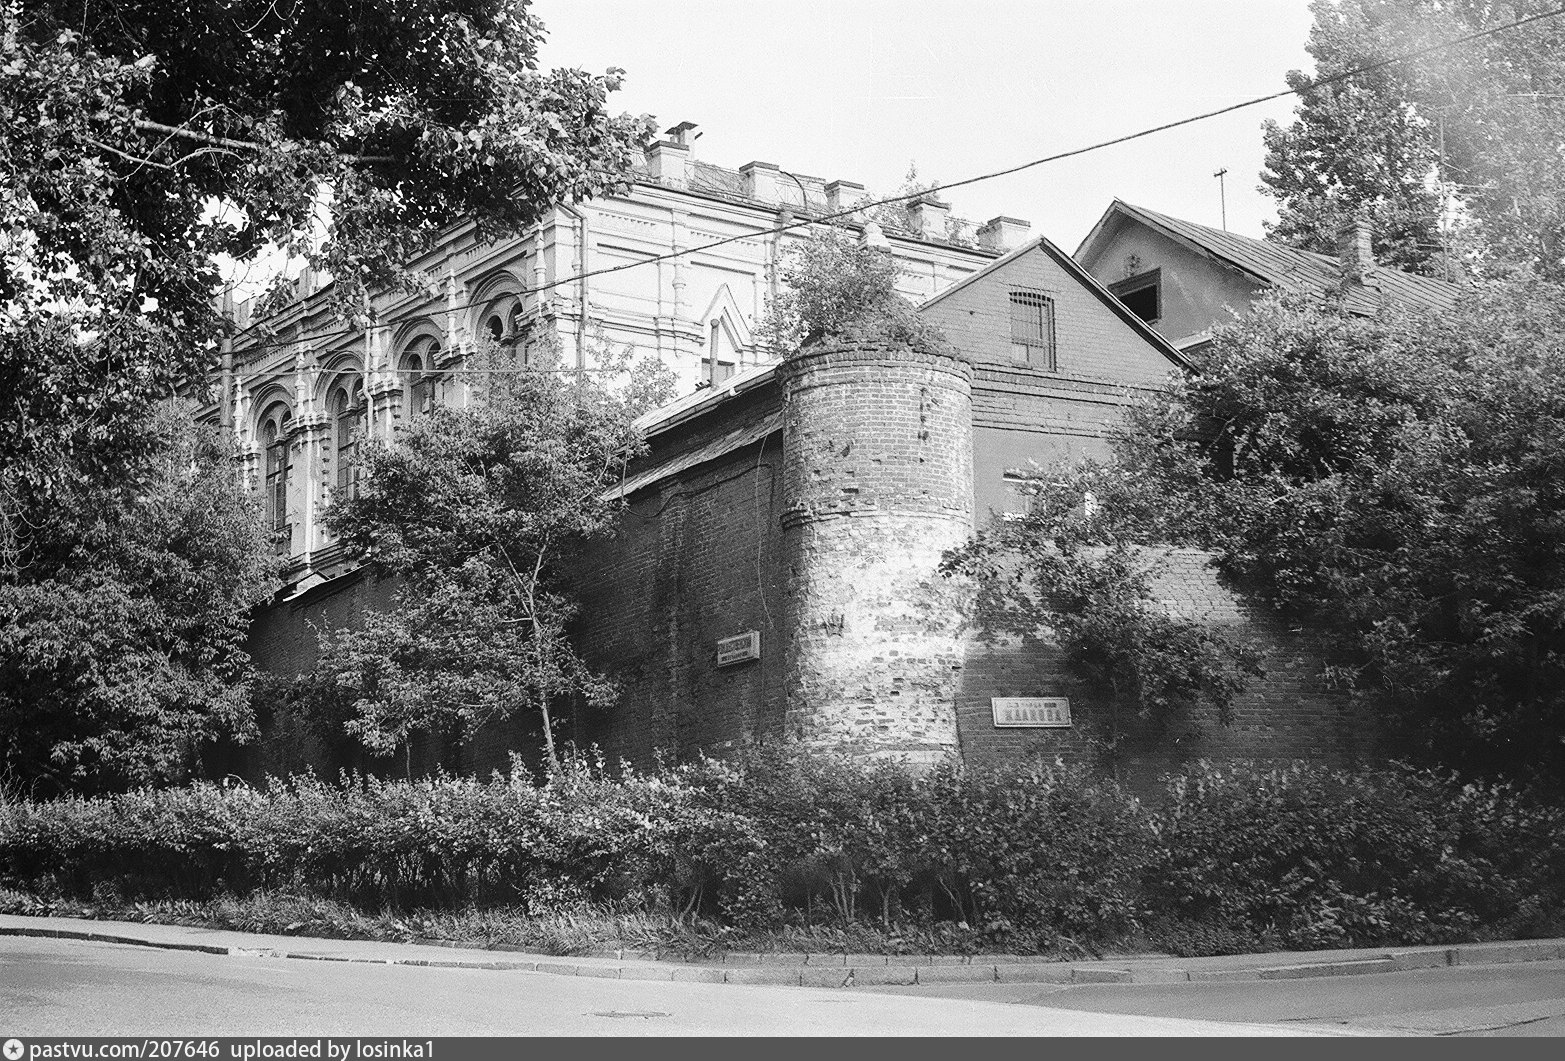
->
(922, 245, 1383, 786)
(954, 549, 1386, 793)
(572, 385, 788, 766)
(918, 242, 1181, 520)
(242, 567, 544, 781)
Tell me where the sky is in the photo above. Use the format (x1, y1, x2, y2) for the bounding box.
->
(535, 0, 1319, 251)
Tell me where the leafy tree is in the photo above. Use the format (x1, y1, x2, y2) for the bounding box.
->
(306, 342, 671, 770)
(942, 494, 1263, 765)
(1, 1, 652, 789)
(1077, 284, 1565, 783)
(0, 406, 278, 794)
(1, 0, 653, 503)
(756, 228, 942, 355)
(1261, 0, 1565, 279)
(1260, 1, 1444, 273)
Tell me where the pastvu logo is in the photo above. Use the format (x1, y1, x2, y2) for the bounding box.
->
(3, 1038, 24, 1061)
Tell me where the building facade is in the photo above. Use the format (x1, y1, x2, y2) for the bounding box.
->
(236, 195, 1457, 785)
(1074, 199, 1460, 356)
(557, 235, 1390, 789)
(217, 131, 1030, 600)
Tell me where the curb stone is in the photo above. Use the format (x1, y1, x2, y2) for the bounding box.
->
(1257, 958, 1398, 979)
(4, 917, 1564, 990)
(1070, 967, 1133, 984)
(1387, 950, 1451, 971)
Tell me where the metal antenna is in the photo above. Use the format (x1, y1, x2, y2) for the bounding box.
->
(1213, 168, 1229, 231)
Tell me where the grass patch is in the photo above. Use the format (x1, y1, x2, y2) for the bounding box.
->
(0, 885, 1117, 961)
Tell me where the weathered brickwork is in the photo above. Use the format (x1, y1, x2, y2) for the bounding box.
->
(572, 384, 788, 765)
(920, 242, 1180, 517)
(242, 236, 1393, 783)
(955, 550, 1386, 793)
(240, 571, 540, 779)
(777, 341, 973, 762)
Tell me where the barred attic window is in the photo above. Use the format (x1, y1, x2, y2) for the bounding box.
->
(1008, 290, 1056, 369)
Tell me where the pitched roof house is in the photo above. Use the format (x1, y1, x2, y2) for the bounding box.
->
(1074, 200, 1462, 355)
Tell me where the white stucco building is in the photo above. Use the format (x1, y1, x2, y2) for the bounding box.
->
(216, 126, 1032, 589)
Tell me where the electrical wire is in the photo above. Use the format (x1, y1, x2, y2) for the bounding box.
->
(222, 3, 1565, 363)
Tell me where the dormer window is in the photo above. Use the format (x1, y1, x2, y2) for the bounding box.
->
(1110, 268, 1162, 324)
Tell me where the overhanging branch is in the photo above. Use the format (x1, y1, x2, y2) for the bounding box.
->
(132, 119, 394, 164)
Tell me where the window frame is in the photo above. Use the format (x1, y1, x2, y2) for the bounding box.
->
(1007, 288, 1057, 370)
(330, 380, 366, 500)
(401, 339, 441, 420)
(259, 404, 293, 555)
(1109, 268, 1162, 325)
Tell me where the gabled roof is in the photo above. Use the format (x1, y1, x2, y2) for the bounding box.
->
(920, 234, 1193, 370)
(1075, 200, 1461, 317)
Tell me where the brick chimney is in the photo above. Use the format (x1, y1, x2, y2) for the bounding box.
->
(646, 139, 691, 187)
(740, 160, 781, 204)
(646, 122, 696, 187)
(977, 215, 1032, 253)
(825, 179, 866, 215)
(1336, 213, 1374, 285)
(906, 195, 950, 241)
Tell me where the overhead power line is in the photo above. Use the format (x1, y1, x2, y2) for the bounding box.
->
(232, 3, 1565, 358)
(504, 3, 1565, 299)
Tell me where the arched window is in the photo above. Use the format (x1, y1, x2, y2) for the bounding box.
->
(330, 379, 366, 500)
(401, 339, 441, 419)
(260, 404, 292, 555)
(474, 290, 527, 363)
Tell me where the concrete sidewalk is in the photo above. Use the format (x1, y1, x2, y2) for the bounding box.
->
(4, 912, 1563, 990)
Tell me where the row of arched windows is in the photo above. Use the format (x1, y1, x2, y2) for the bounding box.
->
(256, 290, 525, 556)
(255, 345, 442, 552)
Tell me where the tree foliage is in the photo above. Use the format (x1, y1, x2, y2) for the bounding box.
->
(0, 406, 278, 794)
(755, 228, 942, 355)
(1, 0, 652, 790)
(1260, 1, 1444, 273)
(305, 344, 668, 769)
(943, 497, 1263, 759)
(1, 0, 654, 504)
(1078, 284, 1565, 783)
(1262, 0, 1565, 279)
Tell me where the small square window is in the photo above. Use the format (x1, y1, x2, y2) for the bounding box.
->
(1110, 269, 1161, 324)
(1001, 471, 1035, 520)
(1008, 290, 1056, 369)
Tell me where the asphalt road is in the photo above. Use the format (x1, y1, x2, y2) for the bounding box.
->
(864, 959, 1565, 1036)
(0, 937, 1341, 1038)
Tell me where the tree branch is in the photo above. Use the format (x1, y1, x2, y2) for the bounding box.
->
(132, 119, 394, 164)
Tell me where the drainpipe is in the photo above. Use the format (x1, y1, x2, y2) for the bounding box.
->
(219, 337, 235, 436)
(558, 203, 590, 377)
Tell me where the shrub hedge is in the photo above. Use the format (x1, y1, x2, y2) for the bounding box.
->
(2, 752, 1561, 955)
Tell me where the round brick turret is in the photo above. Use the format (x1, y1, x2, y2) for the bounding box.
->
(778, 338, 973, 764)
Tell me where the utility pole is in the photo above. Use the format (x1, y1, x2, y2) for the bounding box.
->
(1213, 168, 1228, 231)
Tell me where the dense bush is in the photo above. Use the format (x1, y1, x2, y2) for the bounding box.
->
(1146, 761, 1565, 952)
(2, 751, 1562, 955)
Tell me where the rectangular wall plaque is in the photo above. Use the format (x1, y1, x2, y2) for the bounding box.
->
(715, 630, 761, 667)
(991, 697, 1072, 728)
